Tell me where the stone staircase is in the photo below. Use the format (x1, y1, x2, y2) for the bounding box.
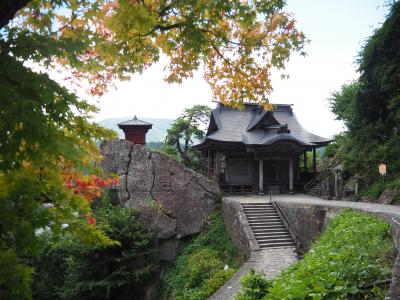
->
(306, 184, 319, 196)
(242, 202, 295, 249)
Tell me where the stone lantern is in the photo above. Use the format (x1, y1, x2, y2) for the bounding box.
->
(333, 165, 343, 199)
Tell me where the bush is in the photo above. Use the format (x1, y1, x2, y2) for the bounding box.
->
(237, 210, 394, 300)
(237, 269, 271, 300)
(32, 199, 155, 300)
(164, 211, 242, 299)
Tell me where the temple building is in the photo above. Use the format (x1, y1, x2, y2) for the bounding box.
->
(193, 103, 332, 194)
(117, 116, 152, 145)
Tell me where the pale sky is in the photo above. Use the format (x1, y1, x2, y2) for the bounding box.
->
(87, 0, 389, 139)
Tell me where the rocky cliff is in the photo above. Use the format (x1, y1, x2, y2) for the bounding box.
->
(100, 139, 219, 259)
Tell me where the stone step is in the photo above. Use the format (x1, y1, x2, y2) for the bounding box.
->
(242, 202, 273, 205)
(246, 213, 278, 216)
(243, 208, 275, 211)
(241, 203, 297, 249)
(250, 225, 287, 232)
(251, 226, 287, 232)
(259, 242, 296, 249)
(243, 210, 278, 214)
(246, 215, 280, 219)
(256, 236, 292, 242)
(246, 215, 281, 220)
(242, 206, 274, 209)
(256, 236, 293, 242)
(254, 231, 291, 237)
(247, 218, 283, 225)
(248, 218, 281, 222)
(248, 221, 285, 226)
(257, 240, 296, 246)
(243, 207, 275, 212)
(242, 205, 274, 208)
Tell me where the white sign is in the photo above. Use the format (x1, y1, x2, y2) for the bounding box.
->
(379, 164, 387, 175)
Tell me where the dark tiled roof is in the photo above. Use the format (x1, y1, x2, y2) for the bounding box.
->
(195, 103, 332, 148)
(117, 116, 153, 127)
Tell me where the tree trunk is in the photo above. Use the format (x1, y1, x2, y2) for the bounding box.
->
(0, 0, 32, 30)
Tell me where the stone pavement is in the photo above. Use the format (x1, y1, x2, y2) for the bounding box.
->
(227, 194, 400, 218)
(209, 247, 297, 300)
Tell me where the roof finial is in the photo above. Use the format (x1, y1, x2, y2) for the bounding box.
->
(133, 115, 137, 120)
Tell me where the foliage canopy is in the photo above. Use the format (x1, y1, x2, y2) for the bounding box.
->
(2, 0, 306, 106)
(328, 1, 400, 182)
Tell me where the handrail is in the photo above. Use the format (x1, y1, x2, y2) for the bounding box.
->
(304, 177, 315, 192)
(272, 201, 303, 251)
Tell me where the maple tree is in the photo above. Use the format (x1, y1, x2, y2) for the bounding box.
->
(2, 0, 306, 106)
(0, 0, 306, 297)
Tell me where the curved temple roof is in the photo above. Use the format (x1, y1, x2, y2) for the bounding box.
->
(194, 103, 332, 149)
(117, 115, 152, 128)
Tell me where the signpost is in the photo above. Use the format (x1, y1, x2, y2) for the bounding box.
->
(379, 163, 387, 182)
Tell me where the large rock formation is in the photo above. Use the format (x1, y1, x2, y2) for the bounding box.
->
(100, 139, 219, 244)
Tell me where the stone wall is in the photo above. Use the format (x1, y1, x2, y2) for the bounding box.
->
(276, 202, 342, 250)
(222, 198, 259, 259)
(275, 200, 400, 300)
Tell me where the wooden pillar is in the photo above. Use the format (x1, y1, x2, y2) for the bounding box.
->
(216, 149, 220, 180)
(201, 151, 204, 175)
(259, 159, 264, 195)
(303, 152, 307, 171)
(209, 150, 212, 177)
(206, 149, 210, 177)
(289, 158, 294, 194)
(312, 148, 317, 174)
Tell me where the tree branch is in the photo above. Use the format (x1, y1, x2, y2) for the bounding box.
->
(0, 0, 32, 30)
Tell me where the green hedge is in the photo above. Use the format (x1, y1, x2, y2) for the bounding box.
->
(164, 211, 242, 299)
(237, 210, 394, 300)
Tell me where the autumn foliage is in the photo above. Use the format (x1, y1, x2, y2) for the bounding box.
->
(64, 174, 119, 225)
(7, 0, 306, 107)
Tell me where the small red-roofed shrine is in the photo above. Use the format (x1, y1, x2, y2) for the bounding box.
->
(117, 116, 152, 145)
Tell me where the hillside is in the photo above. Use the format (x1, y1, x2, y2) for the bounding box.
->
(99, 117, 173, 143)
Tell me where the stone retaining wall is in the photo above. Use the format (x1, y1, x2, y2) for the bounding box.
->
(275, 201, 400, 300)
(222, 198, 259, 259)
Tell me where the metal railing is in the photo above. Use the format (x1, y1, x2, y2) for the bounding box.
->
(272, 199, 303, 251)
(304, 177, 316, 192)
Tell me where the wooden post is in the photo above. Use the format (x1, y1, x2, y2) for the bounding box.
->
(289, 158, 294, 194)
(216, 149, 220, 180)
(303, 152, 307, 171)
(259, 159, 264, 195)
(207, 150, 210, 177)
(312, 148, 317, 174)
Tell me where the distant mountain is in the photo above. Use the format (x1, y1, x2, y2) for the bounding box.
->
(99, 117, 173, 143)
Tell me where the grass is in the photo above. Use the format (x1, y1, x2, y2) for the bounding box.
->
(164, 211, 243, 299)
(237, 210, 395, 300)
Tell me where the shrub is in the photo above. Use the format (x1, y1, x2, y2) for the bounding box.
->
(237, 269, 271, 300)
(237, 210, 394, 300)
(187, 249, 225, 287)
(164, 211, 242, 299)
(32, 200, 155, 300)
